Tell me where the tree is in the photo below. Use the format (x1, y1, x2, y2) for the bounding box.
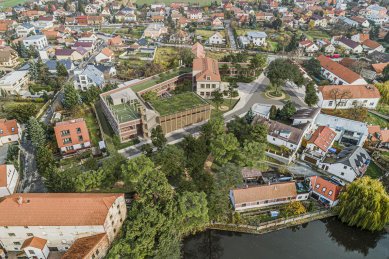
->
(36, 146, 56, 178)
(308, 20, 315, 30)
(56, 62, 68, 77)
(286, 34, 299, 52)
(210, 133, 239, 164)
(121, 155, 155, 186)
(151, 125, 167, 150)
(212, 89, 224, 110)
(239, 140, 267, 170)
(201, 113, 225, 144)
(279, 100, 297, 120)
(272, 18, 282, 30)
(142, 91, 158, 102)
(303, 58, 321, 78)
(140, 143, 153, 157)
(283, 201, 307, 217)
(74, 169, 105, 192)
(269, 105, 278, 119)
(337, 177, 389, 232)
(305, 81, 319, 107)
(248, 123, 268, 143)
(249, 54, 267, 76)
(155, 145, 186, 180)
(244, 108, 254, 124)
(27, 117, 46, 148)
(265, 59, 304, 95)
(178, 48, 195, 66)
(29, 60, 39, 81)
(63, 84, 81, 111)
(382, 65, 389, 82)
(81, 87, 101, 104)
(329, 88, 352, 110)
(375, 81, 389, 104)
(5, 103, 38, 123)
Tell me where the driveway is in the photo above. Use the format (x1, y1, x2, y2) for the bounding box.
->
(225, 20, 237, 49)
(18, 137, 47, 193)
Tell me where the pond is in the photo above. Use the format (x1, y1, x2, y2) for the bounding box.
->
(183, 217, 389, 259)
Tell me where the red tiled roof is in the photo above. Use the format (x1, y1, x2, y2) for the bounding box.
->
(0, 193, 124, 226)
(319, 84, 381, 100)
(372, 63, 389, 74)
(21, 237, 47, 250)
(0, 165, 7, 187)
(62, 233, 108, 259)
(0, 119, 18, 136)
(193, 57, 221, 82)
(310, 176, 342, 202)
(54, 118, 90, 149)
(317, 55, 362, 84)
(308, 126, 336, 152)
(362, 39, 381, 49)
(368, 125, 389, 143)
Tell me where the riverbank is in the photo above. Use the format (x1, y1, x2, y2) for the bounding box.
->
(184, 217, 389, 259)
(209, 209, 336, 235)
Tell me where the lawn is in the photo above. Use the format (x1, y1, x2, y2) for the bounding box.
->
(149, 92, 208, 116)
(0, 100, 45, 119)
(367, 112, 389, 128)
(195, 29, 225, 38)
(365, 161, 384, 179)
(100, 26, 146, 39)
(154, 47, 180, 69)
(0, 0, 27, 8)
(208, 98, 239, 114)
(304, 30, 331, 40)
(135, 0, 213, 6)
(131, 67, 191, 93)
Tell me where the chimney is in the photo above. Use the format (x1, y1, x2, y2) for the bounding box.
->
(17, 196, 23, 205)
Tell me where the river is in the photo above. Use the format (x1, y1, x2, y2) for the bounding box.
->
(183, 217, 389, 259)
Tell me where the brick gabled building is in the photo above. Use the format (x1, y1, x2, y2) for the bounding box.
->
(54, 119, 91, 155)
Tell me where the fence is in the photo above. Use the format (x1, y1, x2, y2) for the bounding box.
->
(210, 209, 336, 234)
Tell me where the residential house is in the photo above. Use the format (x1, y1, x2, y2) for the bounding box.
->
(372, 63, 389, 77)
(108, 35, 123, 47)
(350, 16, 370, 27)
(230, 182, 309, 211)
(317, 55, 367, 85)
(95, 48, 114, 63)
(212, 17, 224, 29)
(318, 146, 371, 185)
(291, 107, 321, 129)
(191, 42, 205, 58)
(351, 33, 369, 43)
(299, 40, 319, 54)
(15, 23, 35, 38)
(44, 59, 74, 74)
(0, 47, 19, 68)
(74, 65, 105, 90)
(169, 30, 191, 44)
(255, 12, 273, 22)
(143, 23, 167, 39)
(337, 37, 363, 54)
(301, 126, 337, 165)
(84, 4, 99, 15)
(96, 64, 117, 79)
(0, 70, 30, 96)
(20, 237, 50, 259)
(42, 29, 61, 40)
(55, 49, 83, 61)
(0, 119, 21, 145)
(365, 4, 388, 26)
(72, 41, 94, 52)
(253, 116, 306, 154)
(54, 118, 91, 155)
(188, 9, 203, 20)
(22, 35, 48, 50)
(0, 164, 19, 198)
(207, 32, 225, 45)
(362, 39, 385, 53)
(193, 57, 225, 98)
(368, 125, 389, 149)
(310, 15, 328, 27)
(246, 31, 267, 47)
(309, 176, 342, 206)
(62, 233, 109, 259)
(0, 193, 126, 252)
(314, 113, 369, 146)
(318, 84, 381, 109)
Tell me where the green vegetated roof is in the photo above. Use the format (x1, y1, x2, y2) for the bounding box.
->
(150, 92, 208, 116)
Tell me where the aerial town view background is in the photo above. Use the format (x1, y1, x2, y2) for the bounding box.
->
(0, 0, 388, 258)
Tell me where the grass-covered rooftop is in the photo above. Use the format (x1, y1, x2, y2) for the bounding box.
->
(149, 92, 208, 116)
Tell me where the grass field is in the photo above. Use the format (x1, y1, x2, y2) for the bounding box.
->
(195, 29, 225, 38)
(68, 105, 101, 147)
(150, 92, 208, 116)
(0, 0, 27, 8)
(135, 0, 213, 6)
(365, 161, 384, 179)
(304, 30, 331, 40)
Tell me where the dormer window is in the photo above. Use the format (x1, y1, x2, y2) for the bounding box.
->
(206, 76, 210, 80)
(322, 187, 326, 193)
(315, 184, 320, 189)
(11, 127, 15, 132)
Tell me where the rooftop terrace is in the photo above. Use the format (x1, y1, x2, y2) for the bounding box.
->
(149, 92, 208, 116)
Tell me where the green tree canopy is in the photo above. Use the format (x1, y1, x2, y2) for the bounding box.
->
(337, 177, 389, 232)
(305, 81, 319, 107)
(279, 100, 297, 120)
(151, 125, 167, 150)
(210, 133, 239, 164)
(303, 58, 322, 78)
(27, 117, 46, 148)
(63, 84, 81, 111)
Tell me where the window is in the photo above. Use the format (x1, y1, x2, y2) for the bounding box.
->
(78, 135, 83, 142)
(341, 172, 344, 176)
(328, 191, 333, 196)
(76, 127, 81, 134)
(63, 138, 72, 144)
(272, 138, 275, 141)
(343, 165, 347, 169)
(8, 233, 15, 236)
(61, 130, 70, 136)
(322, 187, 326, 192)
(328, 101, 333, 106)
(28, 250, 35, 255)
(315, 184, 320, 189)
(27, 233, 33, 236)
(96, 249, 100, 255)
(13, 242, 21, 245)
(24, 226, 29, 229)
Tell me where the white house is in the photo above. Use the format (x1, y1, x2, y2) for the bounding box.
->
(84, 4, 99, 15)
(95, 48, 114, 63)
(314, 113, 369, 147)
(207, 32, 225, 45)
(365, 4, 389, 26)
(299, 40, 319, 53)
(0, 70, 30, 96)
(0, 164, 19, 198)
(22, 35, 48, 50)
(246, 31, 267, 46)
(74, 65, 105, 90)
(362, 39, 385, 54)
(309, 176, 342, 207)
(21, 237, 50, 259)
(230, 181, 309, 211)
(0, 119, 21, 145)
(193, 57, 226, 98)
(0, 193, 127, 252)
(337, 37, 363, 54)
(317, 55, 367, 85)
(318, 146, 371, 185)
(15, 23, 35, 38)
(318, 85, 381, 109)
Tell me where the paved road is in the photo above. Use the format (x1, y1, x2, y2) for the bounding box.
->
(18, 137, 47, 193)
(225, 20, 237, 49)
